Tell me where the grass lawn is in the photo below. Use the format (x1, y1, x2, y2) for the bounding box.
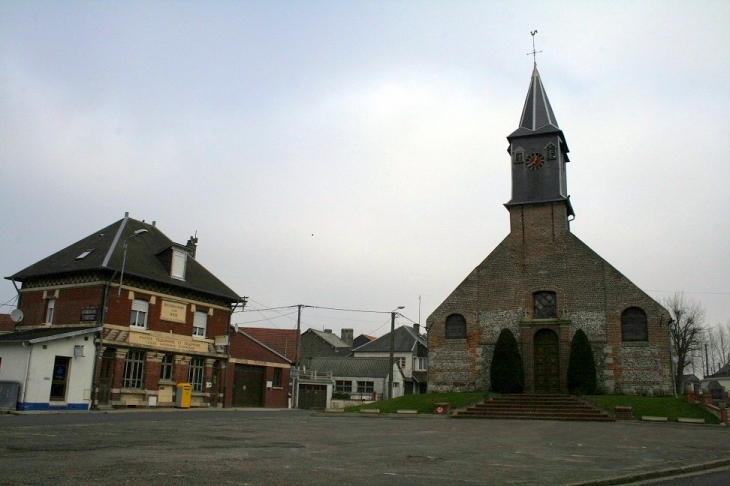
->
(583, 395, 721, 424)
(344, 392, 484, 414)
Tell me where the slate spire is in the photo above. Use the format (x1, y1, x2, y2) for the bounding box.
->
(518, 65, 559, 132)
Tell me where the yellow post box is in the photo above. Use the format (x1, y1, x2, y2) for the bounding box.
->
(175, 383, 192, 408)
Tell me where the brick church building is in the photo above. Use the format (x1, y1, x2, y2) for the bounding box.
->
(427, 65, 673, 396)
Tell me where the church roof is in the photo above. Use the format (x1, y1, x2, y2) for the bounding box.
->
(513, 66, 559, 133)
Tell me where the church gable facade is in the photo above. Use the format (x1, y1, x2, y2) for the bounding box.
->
(427, 66, 672, 396)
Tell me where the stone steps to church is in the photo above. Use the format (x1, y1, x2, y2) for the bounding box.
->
(453, 395, 614, 422)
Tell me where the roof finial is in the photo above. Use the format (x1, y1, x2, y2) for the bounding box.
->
(527, 30, 542, 67)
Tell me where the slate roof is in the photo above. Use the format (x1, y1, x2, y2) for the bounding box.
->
(306, 329, 351, 349)
(6, 216, 240, 302)
(412, 371, 428, 383)
(237, 327, 299, 362)
(351, 326, 426, 353)
(708, 363, 730, 378)
(0, 326, 102, 344)
(307, 357, 404, 379)
(507, 65, 570, 158)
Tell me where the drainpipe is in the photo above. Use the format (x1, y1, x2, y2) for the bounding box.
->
(21, 341, 33, 407)
(90, 270, 117, 410)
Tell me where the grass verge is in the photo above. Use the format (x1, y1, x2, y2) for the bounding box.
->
(344, 392, 484, 414)
(583, 395, 721, 424)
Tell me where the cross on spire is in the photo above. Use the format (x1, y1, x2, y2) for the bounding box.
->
(527, 30, 542, 67)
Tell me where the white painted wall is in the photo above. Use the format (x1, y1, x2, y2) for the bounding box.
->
(0, 335, 96, 408)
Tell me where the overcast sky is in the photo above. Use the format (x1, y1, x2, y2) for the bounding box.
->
(1, 1, 728, 340)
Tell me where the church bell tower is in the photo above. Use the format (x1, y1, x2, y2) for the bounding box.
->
(505, 63, 574, 237)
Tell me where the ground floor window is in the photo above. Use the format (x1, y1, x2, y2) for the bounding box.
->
(357, 381, 374, 394)
(336, 380, 352, 393)
(122, 350, 145, 389)
(188, 357, 205, 392)
(160, 354, 174, 381)
(272, 367, 282, 387)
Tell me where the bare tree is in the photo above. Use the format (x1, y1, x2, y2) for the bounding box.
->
(702, 320, 730, 375)
(665, 293, 706, 394)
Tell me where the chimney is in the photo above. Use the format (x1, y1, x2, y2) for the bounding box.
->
(341, 328, 354, 346)
(185, 235, 198, 258)
(414, 323, 420, 334)
(324, 329, 332, 334)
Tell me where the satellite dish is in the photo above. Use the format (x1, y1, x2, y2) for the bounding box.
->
(10, 308, 24, 323)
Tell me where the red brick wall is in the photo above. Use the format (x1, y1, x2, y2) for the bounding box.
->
(226, 331, 291, 408)
(17, 286, 105, 326)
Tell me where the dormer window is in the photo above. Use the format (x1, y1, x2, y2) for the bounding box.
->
(545, 143, 557, 160)
(171, 249, 187, 280)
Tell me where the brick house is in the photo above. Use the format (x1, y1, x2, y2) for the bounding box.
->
(227, 329, 291, 408)
(427, 66, 672, 396)
(5, 213, 243, 409)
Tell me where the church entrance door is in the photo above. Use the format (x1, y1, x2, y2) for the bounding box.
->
(534, 329, 560, 393)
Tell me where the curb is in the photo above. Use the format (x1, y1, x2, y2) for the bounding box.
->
(566, 458, 730, 486)
(3, 407, 298, 415)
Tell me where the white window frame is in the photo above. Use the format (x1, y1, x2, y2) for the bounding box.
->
(414, 357, 428, 371)
(122, 350, 145, 389)
(171, 249, 187, 280)
(45, 298, 55, 324)
(335, 380, 352, 393)
(130, 299, 149, 329)
(193, 311, 207, 337)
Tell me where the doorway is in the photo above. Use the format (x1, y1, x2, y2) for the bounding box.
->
(50, 356, 70, 401)
(98, 348, 115, 405)
(232, 364, 265, 407)
(534, 329, 560, 393)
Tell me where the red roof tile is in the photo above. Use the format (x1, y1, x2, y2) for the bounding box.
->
(238, 327, 300, 362)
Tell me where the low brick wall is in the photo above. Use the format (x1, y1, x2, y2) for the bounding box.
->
(614, 406, 633, 420)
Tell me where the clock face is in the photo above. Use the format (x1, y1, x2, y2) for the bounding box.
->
(526, 153, 545, 170)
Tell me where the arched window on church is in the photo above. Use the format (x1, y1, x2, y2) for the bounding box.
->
(445, 314, 467, 339)
(533, 291, 557, 318)
(621, 307, 648, 341)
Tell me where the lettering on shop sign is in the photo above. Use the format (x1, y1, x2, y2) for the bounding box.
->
(160, 300, 187, 323)
(128, 332, 208, 353)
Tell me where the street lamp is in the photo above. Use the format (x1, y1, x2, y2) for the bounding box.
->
(388, 306, 405, 400)
(118, 229, 148, 296)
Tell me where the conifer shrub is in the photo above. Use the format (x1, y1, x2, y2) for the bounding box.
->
(490, 328, 524, 393)
(567, 329, 597, 395)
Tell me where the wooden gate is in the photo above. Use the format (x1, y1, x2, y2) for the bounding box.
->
(534, 329, 560, 393)
(233, 364, 265, 407)
(298, 384, 327, 410)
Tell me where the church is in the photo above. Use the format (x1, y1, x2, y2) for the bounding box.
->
(426, 63, 672, 396)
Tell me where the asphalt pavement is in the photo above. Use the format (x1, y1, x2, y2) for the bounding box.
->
(0, 408, 728, 485)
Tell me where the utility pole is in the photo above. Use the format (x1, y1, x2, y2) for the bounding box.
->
(293, 305, 303, 409)
(388, 306, 404, 400)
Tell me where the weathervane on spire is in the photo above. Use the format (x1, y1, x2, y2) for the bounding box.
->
(527, 30, 542, 66)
